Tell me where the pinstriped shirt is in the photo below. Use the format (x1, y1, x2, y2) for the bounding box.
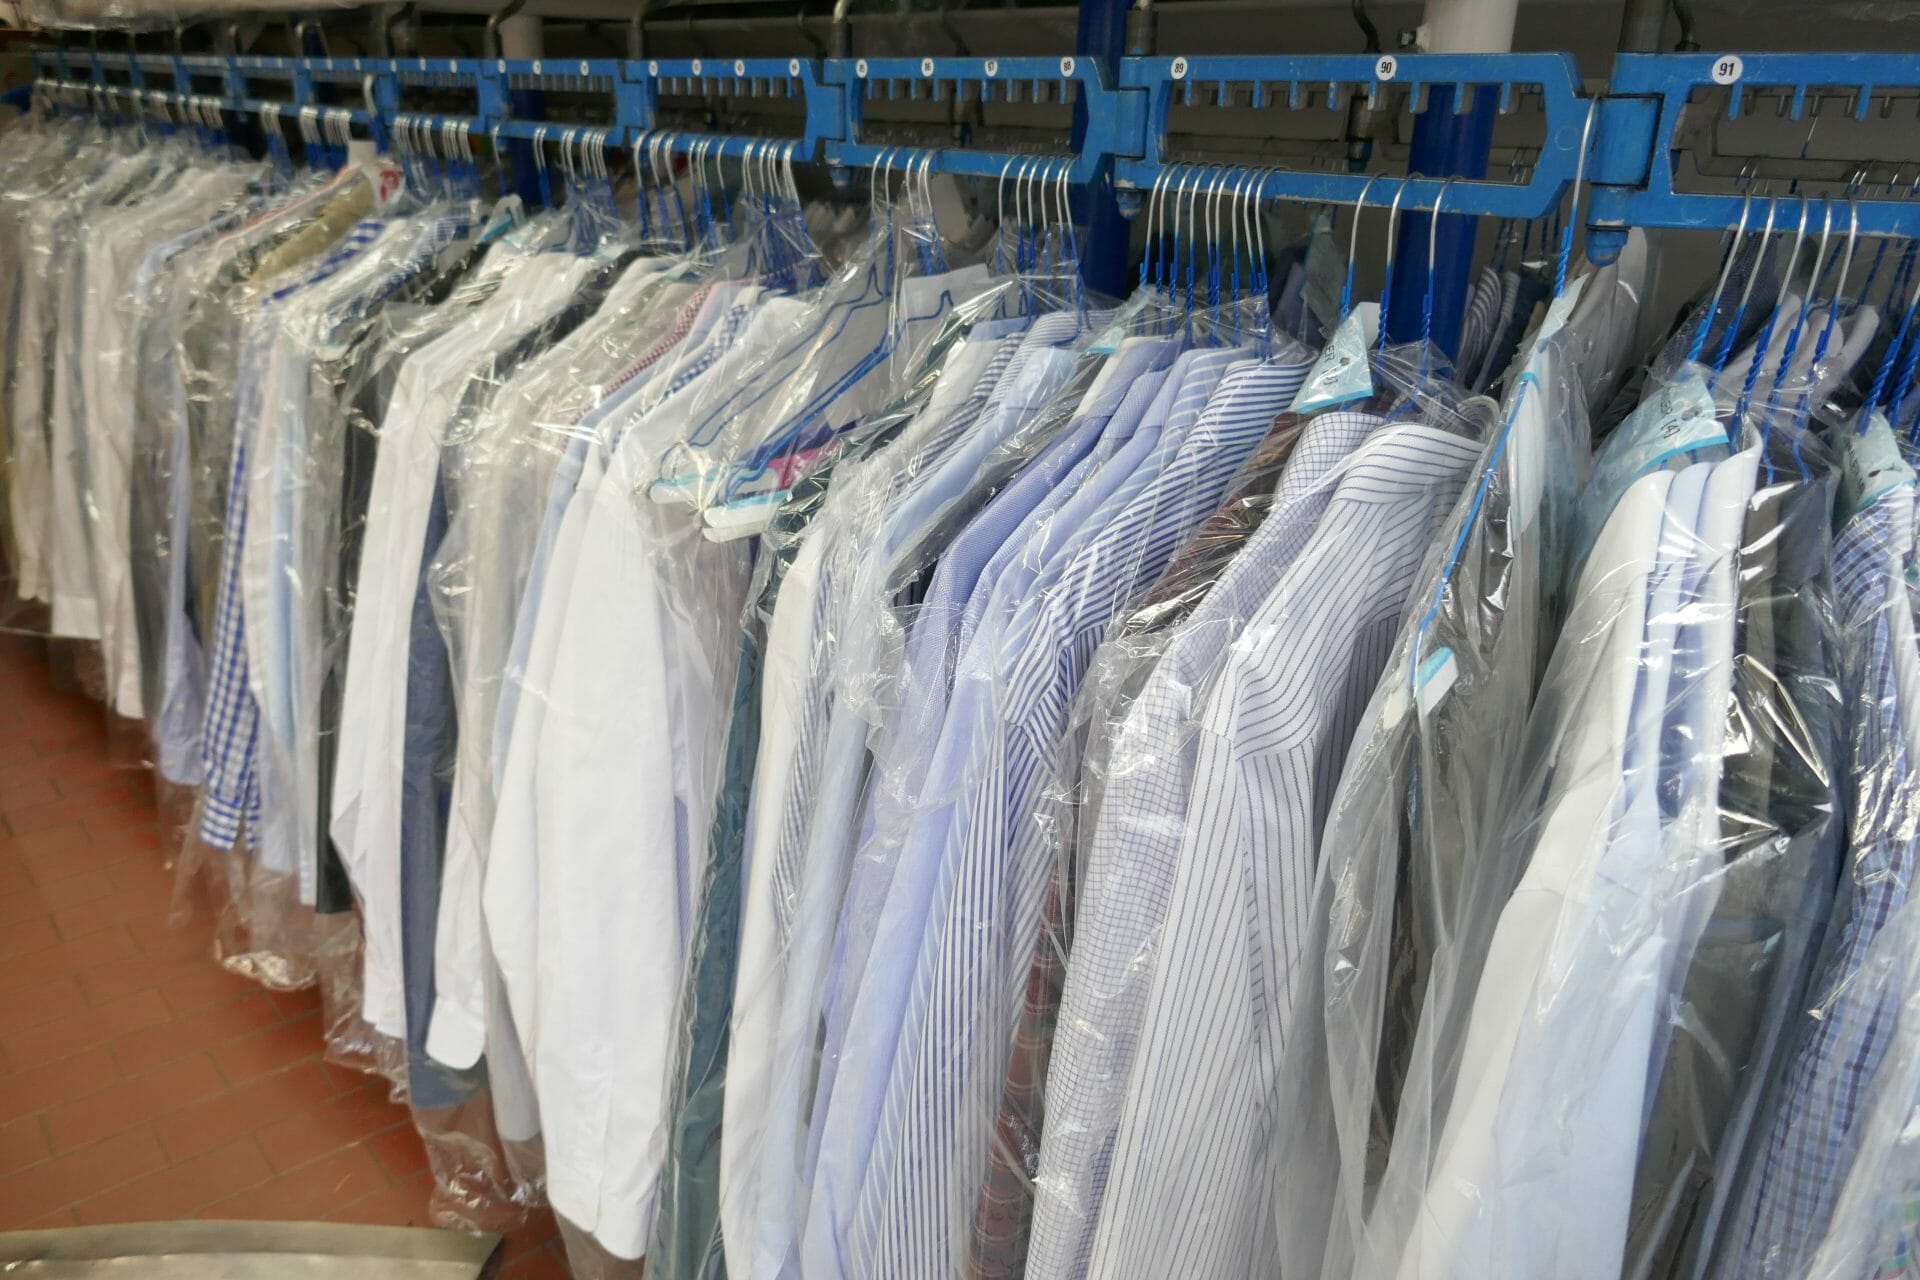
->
(1086, 423, 1481, 1280)
(1457, 265, 1502, 391)
(855, 351, 1311, 1280)
(1022, 407, 1387, 1280)
(800, 338, 1178, 1280)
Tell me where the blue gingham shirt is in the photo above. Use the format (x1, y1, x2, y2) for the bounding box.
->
(1719, 490, 1920, 1277)
(198, 221, 387, 850)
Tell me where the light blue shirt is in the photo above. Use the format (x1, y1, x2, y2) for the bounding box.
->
(854, 350, 1309, 1280)
(745, 307, 1095, 1280)
(798, 336, 1179, 1276)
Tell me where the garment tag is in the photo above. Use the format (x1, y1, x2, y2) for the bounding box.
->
(1574, 367, 1725, 566)
(369, 160, 406, 213)
(1415, 646, 1459, 719)
(1594, 368, 1723, 488)
(1087, 290, 1160, 355)
(480, 196, 526, 245)
(1291, 303, 1378, 414)
(1839, 408, 1917, 520)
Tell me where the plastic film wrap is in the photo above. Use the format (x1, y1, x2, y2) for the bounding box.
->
(1263, 235, 1650, 1280)
(1342, 334, 1850, 1280)
(329, 231, 607, 1236)
(167, 162, 389, 990)
(648, 244, 1018, 1280)
(429, 247, 717, 1222)
(720, 267, 1120, 1279)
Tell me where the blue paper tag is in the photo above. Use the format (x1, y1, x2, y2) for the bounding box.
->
(1291, 303, 1378, 414)
(1840, 408, 1917, 520)
(1415, 645, 1459, 719)
(1087, 290, 1160, 356)
(1593, 368, 1723, 488)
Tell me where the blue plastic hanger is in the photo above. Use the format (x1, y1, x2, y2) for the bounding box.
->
(1708, 196, 1780, 386)
(1731, 196, 1810, 439)
(1376, 177, 1412, 351)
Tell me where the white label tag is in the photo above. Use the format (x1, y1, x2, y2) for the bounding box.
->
(369, 160, 406, 212)
(1292, 303, 1378, 413)
(1415, 646, 1459, 719)
(1840, 408, 1917, 520)
(1603, 368, 1723, 481)
(479, 195, 525, 245)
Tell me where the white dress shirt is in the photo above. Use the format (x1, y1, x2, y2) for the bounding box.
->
(79, 166, 253, 718)
(488, 379, 750, 1259)
(1384, 450, 1758, 1280)
(428, 256, 682, 1070)
(332, 249, 595, 1041)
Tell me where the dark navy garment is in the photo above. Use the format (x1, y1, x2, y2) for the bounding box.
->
(400, 473, 485, 1112)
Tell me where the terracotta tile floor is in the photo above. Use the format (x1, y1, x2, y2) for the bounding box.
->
(0, 631, 571, 1278)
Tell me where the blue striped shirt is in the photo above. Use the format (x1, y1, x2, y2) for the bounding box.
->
(742, 313, 1080, 1280)
(799, 336, 1180, 1277)
(1025, 407, 1387, 1280)
(1085, 423, 1481, 1280)
(856, 351, 1313, 1279)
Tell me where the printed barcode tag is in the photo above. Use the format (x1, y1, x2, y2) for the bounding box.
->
(1840, 408, 1917, 520)
(1292, 302, 1378, 414)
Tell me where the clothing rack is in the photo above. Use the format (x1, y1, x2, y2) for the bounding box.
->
(32, 45, 1920, 340)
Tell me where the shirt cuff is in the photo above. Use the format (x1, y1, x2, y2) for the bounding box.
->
(198, 793, 245, 850)
(425, 998, 487, 1071)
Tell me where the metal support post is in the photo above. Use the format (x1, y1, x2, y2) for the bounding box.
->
(1073, 0, 1133, 297)
(1388, 85, 1497, 356)
(494, 7, 545, 207)
(1616, 0, 1668, 53)
(1386, 0, 1516, 359)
